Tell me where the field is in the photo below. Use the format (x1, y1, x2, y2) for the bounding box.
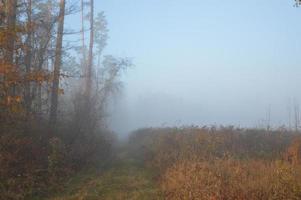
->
(48, 126, 301, 200)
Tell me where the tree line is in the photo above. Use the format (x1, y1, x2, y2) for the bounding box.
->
(0, 0, 130, 198)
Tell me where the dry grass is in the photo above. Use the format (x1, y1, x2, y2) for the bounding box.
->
(162, 159, 301, 200)
(49, 156, 162, 200)
(128, 127, 301, 200)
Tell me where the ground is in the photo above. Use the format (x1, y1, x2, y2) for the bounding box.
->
(49, 151, 162, 200)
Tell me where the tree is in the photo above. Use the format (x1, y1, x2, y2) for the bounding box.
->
(0, 0, 130, 198)
(85, 0, 94, 98)
(24, 0, 33, 115)
(5, 0, 17, 66)
(32, 0, 56, 115)
(49, 0, 65, 127)
(80, 0, 86, 78)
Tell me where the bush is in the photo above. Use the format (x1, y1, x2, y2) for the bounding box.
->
(128, 127, 294, 172)
(0, 130, 49, 199)
(128, 127, 301, 199)
(161, 159, 301, 200)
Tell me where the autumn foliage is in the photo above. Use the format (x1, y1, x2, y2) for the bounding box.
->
(128, 127, 301, 200)
(0, 0, 121, 199)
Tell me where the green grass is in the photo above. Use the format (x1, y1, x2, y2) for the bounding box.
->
(49, 155, 162, 200)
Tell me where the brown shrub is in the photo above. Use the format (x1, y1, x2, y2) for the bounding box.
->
(0, 132, 49, 199)
(161, 159, 301, 200)
(129, 127, 293, 173)
(284, 136, 301, 165)
(128, 127, 301, 199)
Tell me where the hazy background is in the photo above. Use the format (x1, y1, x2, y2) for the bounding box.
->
(67, 0, 301, 135)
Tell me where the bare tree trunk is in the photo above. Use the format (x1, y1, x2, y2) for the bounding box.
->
(288, 99, 292, 131)
(81, 0, 86, 77)
(4, 0, 17, 96)
(49, 0, 65, 127)
(5, 0, 17, 64)
(24, 0, 32, 115)
(294, 102, 300, 132)
(34, 2, 54, 115)
(85, 0, 94, 98)
(5, 0, 17, 97)
(266, 105, 271, 131)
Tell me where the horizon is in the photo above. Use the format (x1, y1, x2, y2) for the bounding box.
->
(65, 0, 301, 134)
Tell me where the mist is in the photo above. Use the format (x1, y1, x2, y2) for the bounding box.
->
(100, 0, 301, 135)
(4, 0, 301, 198)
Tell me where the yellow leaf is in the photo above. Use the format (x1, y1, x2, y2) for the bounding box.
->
(15, 96, 21, 103)
(58, 89, 64, 95)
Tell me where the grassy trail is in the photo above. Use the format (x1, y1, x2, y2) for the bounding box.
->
(50, 153, 162, 200)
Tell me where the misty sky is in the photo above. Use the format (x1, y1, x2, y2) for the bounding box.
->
(67, 0, 301, 134)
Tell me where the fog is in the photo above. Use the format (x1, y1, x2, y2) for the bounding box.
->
(66, 0, 301, 135)
(4, 1, 301, 197)
(109, 69, 301, 134)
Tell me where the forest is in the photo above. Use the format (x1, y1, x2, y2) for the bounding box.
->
(1, 0, 301, 199)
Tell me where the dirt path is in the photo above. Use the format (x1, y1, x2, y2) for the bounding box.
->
(50, 158, 162, 200)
